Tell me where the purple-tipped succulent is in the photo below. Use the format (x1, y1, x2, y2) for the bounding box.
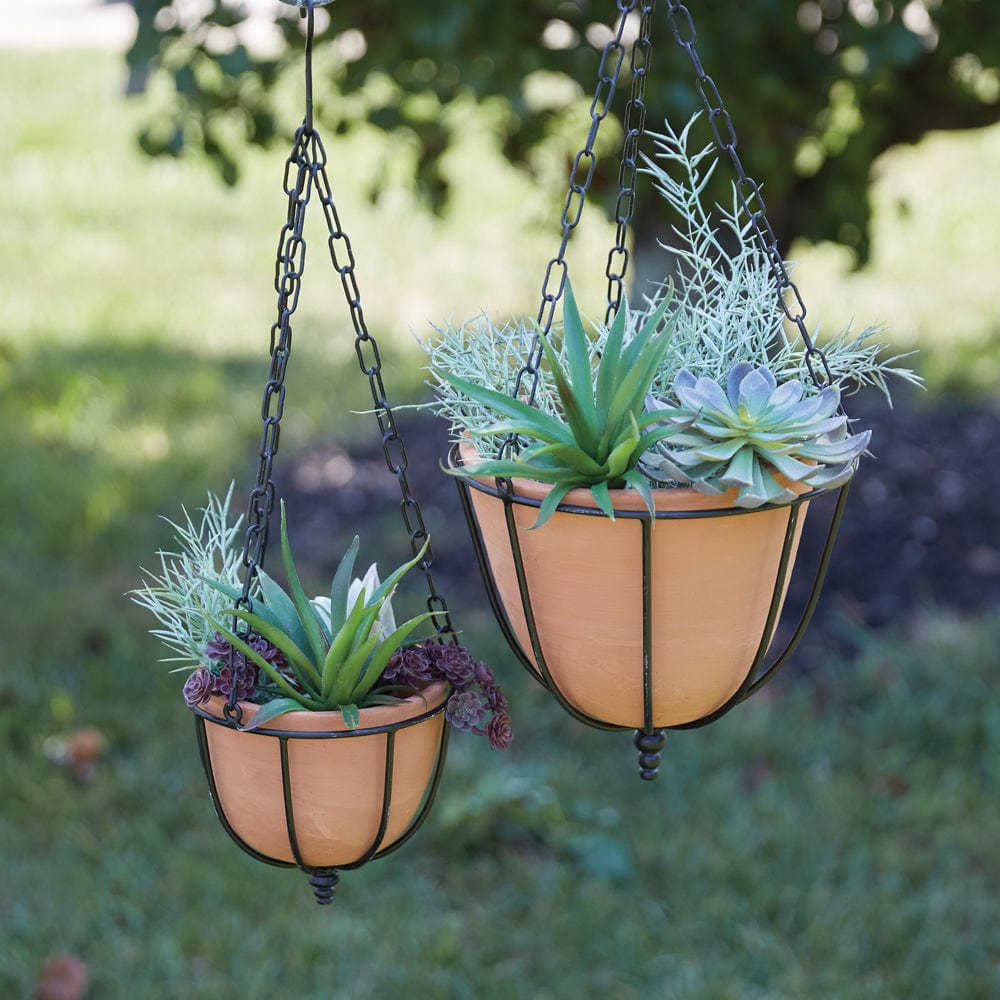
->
(445, 691, 491, 732)
(386, 639, 512, 749)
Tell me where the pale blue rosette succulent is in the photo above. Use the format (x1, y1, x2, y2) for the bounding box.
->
(641, 363, 871, 508)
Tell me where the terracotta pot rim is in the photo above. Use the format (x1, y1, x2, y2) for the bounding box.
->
(453, 439, 816, 514)
(197, 679, 450, 735)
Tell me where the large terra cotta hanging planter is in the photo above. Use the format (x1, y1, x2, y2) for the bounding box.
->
(193, 679, 449, 870)
(454, 441, 815, 731)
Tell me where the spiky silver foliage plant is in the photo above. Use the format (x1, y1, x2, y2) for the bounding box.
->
(422, 311, 580, 456)
(129, 483, 250, 667)
(641, 364, 871, 508)
(638, 114, 920, 400)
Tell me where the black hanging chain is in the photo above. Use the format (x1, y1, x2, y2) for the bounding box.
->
(495, 0, 834, 464)
(312, 129, 456, 638)
(225, 0, 455, 724)
(497, 0, 646, 461)
(604, 1, 656, 325)
(663, 1, 833, 388)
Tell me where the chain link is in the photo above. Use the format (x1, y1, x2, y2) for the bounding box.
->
(226, 1, 456, 721)
(500, 0, 643, 460)
(313, 128, 456, 636)
(605, 1, 655, 323)
(663, 1, 833, 387)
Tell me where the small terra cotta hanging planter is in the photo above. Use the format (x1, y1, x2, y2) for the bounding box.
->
(193, 680, 449, 871)
(454, 441, 814, 731)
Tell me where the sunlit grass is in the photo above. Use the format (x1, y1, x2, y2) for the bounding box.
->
(2, 609, 998, 998)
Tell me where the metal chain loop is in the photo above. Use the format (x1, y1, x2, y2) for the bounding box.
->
(663, 1, 834, 387)
(499, 0, 643, 460)
(310, 135, 455, 636)
(225, 120, 314, 724)
(605, 0, 655, 323)
(226, 0, 456, 722)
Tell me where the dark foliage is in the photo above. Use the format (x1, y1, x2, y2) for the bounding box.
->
(129, 0, 1000, 260)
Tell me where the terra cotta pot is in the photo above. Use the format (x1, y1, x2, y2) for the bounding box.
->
(456, 441, 809, 729)
(196, 680, 448, 869)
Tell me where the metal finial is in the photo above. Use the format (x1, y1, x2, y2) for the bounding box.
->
(308, 868, 340, 905)
(634, 729, 666, 781)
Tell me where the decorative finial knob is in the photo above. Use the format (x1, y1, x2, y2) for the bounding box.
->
(634, 729, 666, 781)
(308, 868, 340, 904)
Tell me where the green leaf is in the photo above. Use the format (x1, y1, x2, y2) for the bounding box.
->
(449, 457, 585, 485)
(590, 479, 615, 519)
(622, 468, 656, 517)
(693, 438, 745, 462)
(360, 693, 407, 707)
(635, 422, 685, 456)
(198, 577, 243, 603)
(240, 697, 302, 731)
(595, 299, 629, 422)
(603, 338, 674, 446)
(278, 500, 327, 669)
(328, 534, 361, 635)
(201, 577, 284, 634)
(522, 441, 607, 477)
(438, 371, 570, 441)
(256, 567, 314, 650)
(355, 604, 384, 651)
(219, 607, 322, 695)
(537, 328, 599, 455)
(328, 630, 382, 707)
(208, 616, 319, 708)
(469, 417, 572, 447)
(530, 483, 573, 529)
(603, 415, 641, 478)
(719, 445, 756, 488)
(761, 450, 816, 483)
(322, 589, 374, 698)
(347, 612, 437, 703)
(621, 283, 675, 371)
(557, 281, 599, 439)
(340, 704, 361, 730)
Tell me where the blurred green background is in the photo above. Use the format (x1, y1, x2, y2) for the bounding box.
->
(2, 4, 999, 998)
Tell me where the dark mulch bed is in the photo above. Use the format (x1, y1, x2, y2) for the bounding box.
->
(281, 388, 1000, 644)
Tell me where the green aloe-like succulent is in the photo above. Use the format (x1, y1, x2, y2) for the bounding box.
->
(206, 501, 437, 729)
(640, 363, 871, 508)
(441, 279, 678, 527)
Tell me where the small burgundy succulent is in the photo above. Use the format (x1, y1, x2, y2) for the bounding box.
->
(201, 630, 289, 702)
(382, 643, 439, 686)
(486, 711, 513, 752)
(182, 668, 214, 707)
(445, 691, 491, 731)
(214, 662, 259, 701)
(386, 639, 512, 749)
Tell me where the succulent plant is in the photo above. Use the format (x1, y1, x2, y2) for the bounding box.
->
(640, 363, 871, 508)
(204, 501, 438, 729)
(134, 492, 512, 743)
(440, 278, 678, 526)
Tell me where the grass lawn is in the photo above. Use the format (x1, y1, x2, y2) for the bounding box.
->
(1, 46, 998, 999)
